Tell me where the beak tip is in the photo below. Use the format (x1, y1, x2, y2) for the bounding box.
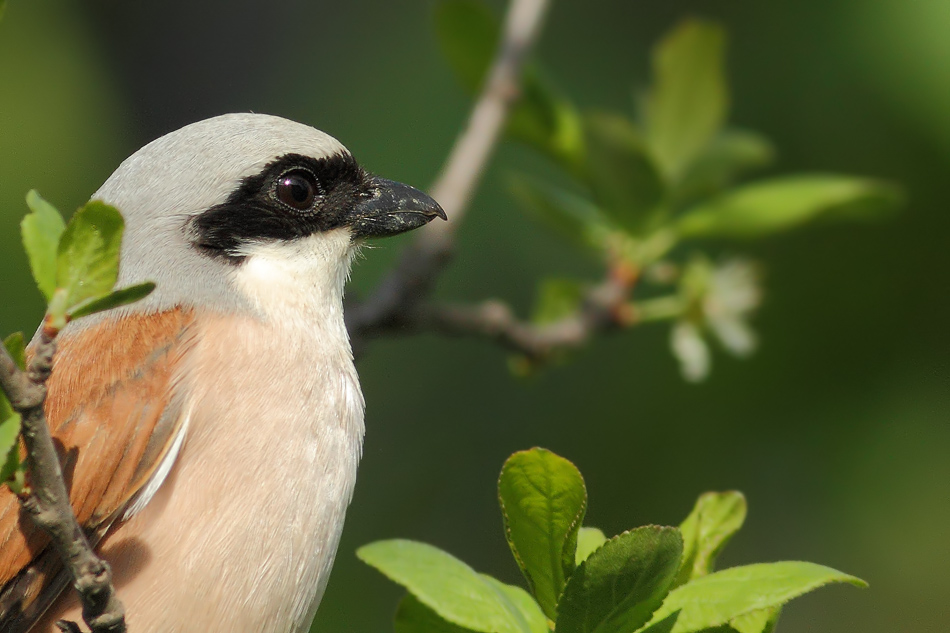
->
(351, 177, 447, 238)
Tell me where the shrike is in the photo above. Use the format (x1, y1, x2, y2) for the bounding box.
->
(0, 113, 445, 632)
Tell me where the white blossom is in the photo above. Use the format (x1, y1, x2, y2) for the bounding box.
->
(704, 258, 762, 357)
(669, 258, 762, 382)
(671, 321, 711, 382)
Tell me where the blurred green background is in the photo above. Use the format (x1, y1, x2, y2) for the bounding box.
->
(1, 0, 947, 631)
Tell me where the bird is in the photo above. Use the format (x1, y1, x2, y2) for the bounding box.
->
(0, 113, 446, 632)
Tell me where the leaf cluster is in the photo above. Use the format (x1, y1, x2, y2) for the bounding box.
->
(359, 448, 865, 633)
(434, 2, 902, 380)
(436, 8, 899, 247)
(0, 192, 155, 492)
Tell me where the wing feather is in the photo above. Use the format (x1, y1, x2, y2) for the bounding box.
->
(0, 308, 195, 630)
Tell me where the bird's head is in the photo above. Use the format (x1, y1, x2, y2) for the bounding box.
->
(90, 113, 445, 318)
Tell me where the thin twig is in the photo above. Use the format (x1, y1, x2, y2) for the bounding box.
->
(415, 274, 631, 361)
(0, 325, 125, 633)
(347, 0, 552, 343)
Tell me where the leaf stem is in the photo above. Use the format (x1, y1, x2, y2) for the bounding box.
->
(630, 296, 684, 323)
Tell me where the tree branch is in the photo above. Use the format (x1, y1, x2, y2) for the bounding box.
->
(412, 273, 632, 362)
(347, 0, 552, 344)
(1, 1, 549, 627)
(0, 325, 125, 633)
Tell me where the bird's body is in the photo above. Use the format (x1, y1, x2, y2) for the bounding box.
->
(0, 114, 444, 632)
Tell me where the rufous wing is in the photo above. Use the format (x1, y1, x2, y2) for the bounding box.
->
(0, 308, 195, 631)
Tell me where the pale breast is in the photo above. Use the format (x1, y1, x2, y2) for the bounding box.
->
(39, 232, 365, 633)
(39, 310, 363, 633)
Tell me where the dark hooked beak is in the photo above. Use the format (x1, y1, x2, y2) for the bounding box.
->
(348, 176, 447, 238)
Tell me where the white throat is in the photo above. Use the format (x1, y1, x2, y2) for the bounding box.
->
(233, 230, 358, 330)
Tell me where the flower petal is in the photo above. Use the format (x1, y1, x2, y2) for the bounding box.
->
(709, 315, 758, 357)
(708, 259, 762, 316)
(671, 322, 711, 382)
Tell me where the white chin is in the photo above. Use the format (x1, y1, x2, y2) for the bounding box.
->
(233, 230, 357, 319)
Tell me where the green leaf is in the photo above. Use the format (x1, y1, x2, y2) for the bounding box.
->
(358, 539, 533, 633)
(0, 383, 11, 430)
(484, 577, 550, 633)
(67, 282, 156, 320)
(645, 19, 728, 182)
(675, 130, 774, 204)
(532, 280, 583, 325)
(637, 612, 680, 633)
(0, 391, 11, 428)
(509, 71, 585, 171)
(434, 0, 498, 93)
(4, 332, 26, 371)
(509, 175, 608, 248)
(396, 594, 481, 633)
(0, 414, 21, 485)
(0, 334, 26, 490)
(674, 492, 747, 587)
(556, 526, 684, 633)
(583, 113, 666, 233)
(394, 587, 548, 633)
(54, 201, 124, 318)
(575, 527, 608, 566)
(22, 190, 67, 301)
(676, 175, 901, 239)
(499, 448, 587, 619)
(433, 1, 582, 169)
(729, 606, 780, 633)
(0, 332, 27, 425)
(642, 562, 867, 633)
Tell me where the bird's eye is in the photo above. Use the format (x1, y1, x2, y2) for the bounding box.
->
(275, 170, 318, 211)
